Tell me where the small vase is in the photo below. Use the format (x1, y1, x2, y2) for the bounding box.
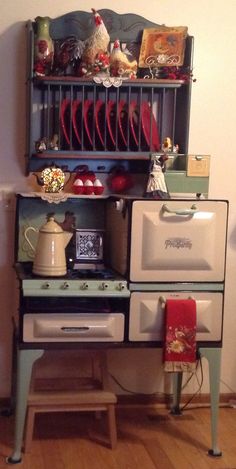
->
(34, 16, 54, 76)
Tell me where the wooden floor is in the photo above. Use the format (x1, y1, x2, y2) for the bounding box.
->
(0, 405, 236, 468)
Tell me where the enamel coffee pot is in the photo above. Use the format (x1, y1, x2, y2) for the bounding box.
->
(24, 217, 73, 276)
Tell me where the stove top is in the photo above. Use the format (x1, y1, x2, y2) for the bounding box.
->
(15, 263, 130, 298)
(15, 263, 117, 280)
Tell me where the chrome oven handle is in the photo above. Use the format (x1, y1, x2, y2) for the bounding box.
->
(162, 204, 198, 216)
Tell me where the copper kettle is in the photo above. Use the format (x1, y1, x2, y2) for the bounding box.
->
(24, 217, 73, 276)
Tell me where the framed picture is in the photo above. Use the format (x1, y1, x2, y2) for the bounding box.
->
(138, 26, 188, 68)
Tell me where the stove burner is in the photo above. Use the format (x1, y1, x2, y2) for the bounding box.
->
(16, 262, 117, 281)
(67, 268, 116, 280)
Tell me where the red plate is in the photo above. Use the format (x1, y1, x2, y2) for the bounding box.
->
(60, 98, 71, 145)
(83, 100, 94, 147)
(106, 100, 116, 148)
(129, 101, 139, 148)
(141, 101, 160, 151)
(118, 100, 128, 148)
(95, 100, 105, 148)
(72, 99, 82, 145)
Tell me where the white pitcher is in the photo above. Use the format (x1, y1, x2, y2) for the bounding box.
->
(24, 217, 73, 276)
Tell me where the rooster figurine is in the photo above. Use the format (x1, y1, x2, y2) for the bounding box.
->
(78, 9, 110, 77)
(110, 39, 137, 79)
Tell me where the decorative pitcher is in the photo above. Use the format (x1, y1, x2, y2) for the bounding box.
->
(24, 217, 73, 276)
(34, 16, 54, 76)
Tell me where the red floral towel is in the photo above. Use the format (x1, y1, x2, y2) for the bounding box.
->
(163, 299, 197, 372)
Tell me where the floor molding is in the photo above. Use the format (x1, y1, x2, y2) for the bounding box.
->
(1, 393, 235, 413)
(116, 392, 236, 408)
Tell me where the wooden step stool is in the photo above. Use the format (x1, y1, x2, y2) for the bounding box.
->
(24, 351, 117, 452)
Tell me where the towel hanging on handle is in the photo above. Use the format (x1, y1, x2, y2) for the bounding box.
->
(163, 299, 197, 372)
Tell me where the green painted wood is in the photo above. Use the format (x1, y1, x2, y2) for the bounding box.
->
(165, 171, 209, 195)
(198, 347, 222, 456)
(7, 349, 44, 463)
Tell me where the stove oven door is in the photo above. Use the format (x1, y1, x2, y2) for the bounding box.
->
(20, 294, 128, 344)
(129, 199, 228, 282)
(129, 290, 223, 343)
(23, 313, 125, 342)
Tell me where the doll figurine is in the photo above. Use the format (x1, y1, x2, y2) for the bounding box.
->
(145, 154, 170, 199)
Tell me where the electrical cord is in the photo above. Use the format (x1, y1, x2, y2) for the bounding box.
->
(109, 371, 171, 398)
(109, 357, 233, 412)
(108, 356, 204, 404)
(220, 378, 236, 394)
(180, 355, 204, 411)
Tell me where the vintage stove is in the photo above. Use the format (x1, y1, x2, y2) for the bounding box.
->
(8, 193, 228, 463)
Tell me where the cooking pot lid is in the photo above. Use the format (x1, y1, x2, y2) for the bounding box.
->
(39, 217, 63, 233)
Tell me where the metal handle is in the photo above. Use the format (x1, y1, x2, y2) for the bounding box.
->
(159, 295, 195, 307)
(23, 226, 37, 252)
(162, 204, 198, 216)
(61, 326, 90, 333)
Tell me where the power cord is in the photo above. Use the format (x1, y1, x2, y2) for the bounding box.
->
(220, 378, 236, 394)
(108, 356, 204, 404)
(180, 356, 204, 411)
(109, 371, 171, 398)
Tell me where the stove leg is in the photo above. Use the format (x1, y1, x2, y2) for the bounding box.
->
(6, 349, 44, 464)
(170, 372, 183, 415)
(198, 347, 222, 457)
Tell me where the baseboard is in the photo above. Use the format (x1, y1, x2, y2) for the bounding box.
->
(116, 392, 236, 408)
(1, 393, 235, 413)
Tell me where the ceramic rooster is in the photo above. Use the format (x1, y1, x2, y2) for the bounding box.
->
(110, 39, 138, 79)
(78, 8, 110, 77)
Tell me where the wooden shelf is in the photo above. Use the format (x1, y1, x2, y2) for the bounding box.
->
(34, 76, 185, 88)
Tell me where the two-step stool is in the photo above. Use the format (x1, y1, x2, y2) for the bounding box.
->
(23, 351, 117, 452)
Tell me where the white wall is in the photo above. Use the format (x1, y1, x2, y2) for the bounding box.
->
(0, 0, 236, 397)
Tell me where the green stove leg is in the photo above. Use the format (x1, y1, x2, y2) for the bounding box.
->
(6, 348, 44, 464)
(198, 347, 222, 457)
(170, 372, 183, 415)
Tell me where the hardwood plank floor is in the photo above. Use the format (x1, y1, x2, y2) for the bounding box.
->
(1, 406, 236, 468)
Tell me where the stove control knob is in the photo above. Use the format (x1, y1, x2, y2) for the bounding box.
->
(81, 282, 89, 290)
(42, 282, 50, 289)
(118, 282, 125, 291)
(61, 282, 69, 289)
(101, 282, 109, 290)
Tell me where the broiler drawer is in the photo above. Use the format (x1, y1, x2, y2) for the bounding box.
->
(129, 291, 223, 342)
(23, 313, 124, 342)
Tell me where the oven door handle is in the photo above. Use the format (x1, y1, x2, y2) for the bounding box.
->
(159, 295, 195, 307)
(162, 204, 198, 216)
(61, 326, 90, 333)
